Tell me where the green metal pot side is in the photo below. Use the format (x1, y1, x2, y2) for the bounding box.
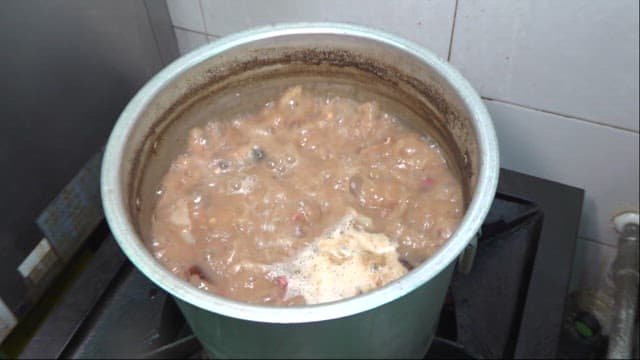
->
(177, 264, 454, 359)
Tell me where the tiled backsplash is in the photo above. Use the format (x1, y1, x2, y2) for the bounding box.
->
(451, 0, 639, 132)
(165, 0, 639, 289)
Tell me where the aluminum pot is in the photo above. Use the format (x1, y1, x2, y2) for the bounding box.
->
(101, 23, 499, 358)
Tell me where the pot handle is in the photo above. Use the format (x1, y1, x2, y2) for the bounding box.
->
(457, 233, 479, 274)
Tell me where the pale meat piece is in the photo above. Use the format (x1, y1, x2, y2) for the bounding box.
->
(267, 210, 408, 304)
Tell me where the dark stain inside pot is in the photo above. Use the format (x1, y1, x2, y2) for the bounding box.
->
(148, 85, 464, 305)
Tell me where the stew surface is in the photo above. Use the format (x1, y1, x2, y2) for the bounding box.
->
(150, 86, 464, 305)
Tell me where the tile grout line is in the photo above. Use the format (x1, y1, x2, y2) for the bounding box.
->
(197, 0, 209, 36)
(173, 25, 217, 38)
(141, 0, 166, 65)
(482, 96, 640, 134)
(580, 236, 618, 248)
(446, 0, 459, 62)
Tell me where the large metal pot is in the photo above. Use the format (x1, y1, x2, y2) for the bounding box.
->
(101, 23, 499, 358)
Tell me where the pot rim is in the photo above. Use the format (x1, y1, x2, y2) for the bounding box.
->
(101, 22, 499, 323)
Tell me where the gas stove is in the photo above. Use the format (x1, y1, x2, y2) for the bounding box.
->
(5, 168, 584, 359)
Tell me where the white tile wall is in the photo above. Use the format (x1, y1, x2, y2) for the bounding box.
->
(173, 27, 208, 55)
(200, 0, 457, 59)
(486, 99, 639, 246)
(164, 0, 639, 289)
(570, 238, 617, 292)
(166, 0, 205, 33)
(450, 0, 639, 132)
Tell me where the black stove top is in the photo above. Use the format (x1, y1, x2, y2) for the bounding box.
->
(7, 169, 584, 359)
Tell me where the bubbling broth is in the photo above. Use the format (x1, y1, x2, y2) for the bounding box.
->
(149, 86, 464, 305)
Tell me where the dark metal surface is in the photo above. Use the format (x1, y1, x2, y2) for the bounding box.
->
(141, 335, 203, 359)
(425, 338, 475, 359)
(427, 170, 583, 358)
(498, 169, 584, 358)
(450, 196, 542, 358)
(19, 235, 126, 359)
(65, 266, 178, 358)
(36, 151, 104, 263)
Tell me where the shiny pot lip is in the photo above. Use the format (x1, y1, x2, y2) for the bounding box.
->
(101, 22, 499, 324)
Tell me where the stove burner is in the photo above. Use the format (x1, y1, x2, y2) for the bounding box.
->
(431, 194, 542, 358)
(9, 169, 583, 359)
